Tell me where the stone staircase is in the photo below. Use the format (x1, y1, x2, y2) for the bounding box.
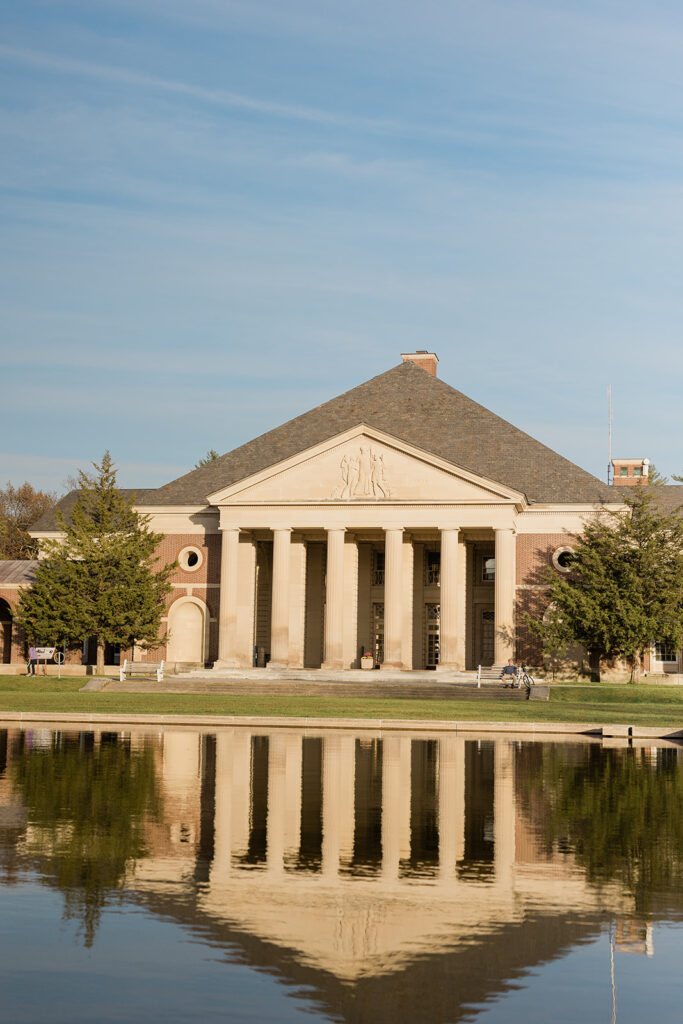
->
(106, 662, 549, 700)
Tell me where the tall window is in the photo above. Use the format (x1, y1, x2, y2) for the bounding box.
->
(372, 603, 384, 663)
(654, 641, 677, 662)
(372, 549, 385, 586)
(424, 550, 440, 586)
(482, 556, 495, 582)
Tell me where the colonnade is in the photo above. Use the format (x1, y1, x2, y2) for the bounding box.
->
(216, 525, 516, 670)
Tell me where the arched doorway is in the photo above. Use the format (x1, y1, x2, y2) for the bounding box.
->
(166, 598, 207, 666)
(0, 599, 13, 664)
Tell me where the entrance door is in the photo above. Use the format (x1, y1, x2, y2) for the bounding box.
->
(424, 603, 440, 668)
(480, 609, 494, 666)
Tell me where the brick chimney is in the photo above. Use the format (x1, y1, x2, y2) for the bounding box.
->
(401, 351, 439, 376)
(611, 458, 650, 486)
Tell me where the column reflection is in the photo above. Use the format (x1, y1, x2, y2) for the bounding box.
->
(204, 730, 511, 885)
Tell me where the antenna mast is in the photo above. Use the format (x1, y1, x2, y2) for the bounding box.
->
(607, 385, 613, 485)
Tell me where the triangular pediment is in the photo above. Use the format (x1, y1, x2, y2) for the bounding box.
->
(207, 426, 524, 505)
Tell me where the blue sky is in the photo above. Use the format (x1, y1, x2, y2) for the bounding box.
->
(2, 0, 683, 492)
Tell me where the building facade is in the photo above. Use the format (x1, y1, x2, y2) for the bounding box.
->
(5, 352, 668, 674)
(20, 353, 627, 673)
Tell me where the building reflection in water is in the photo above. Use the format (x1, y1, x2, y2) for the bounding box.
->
(1, 726, 680, 1022)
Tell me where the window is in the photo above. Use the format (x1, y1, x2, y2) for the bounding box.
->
(620, 466, 629, 477)
(633, 467, 642, 477)
(552, 546, 575, 574)
(482, 556, 495, 582)
(372, 549, 385, 586)
(178, 546, 204, 572)
(372, 603, 384, 663)
(654, 641, 677, 663)
(424, 549, 440, 586)
(424, 603, 440, 667)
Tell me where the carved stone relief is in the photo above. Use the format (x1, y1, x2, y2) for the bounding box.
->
(332, 446, 392, 499)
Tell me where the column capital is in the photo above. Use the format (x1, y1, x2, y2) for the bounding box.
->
(438, 525, 460, 534)
(381, 525, 404, 534)
(271, 526, 293, 534)
(322, 525, 347, 534)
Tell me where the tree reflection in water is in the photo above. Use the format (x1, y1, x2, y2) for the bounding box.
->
(12, 731, 161, 946)
(517, 744, 683, 914)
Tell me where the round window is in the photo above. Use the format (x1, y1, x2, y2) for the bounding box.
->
(552, 546, 575, 573)
(178, 546, 203, 572)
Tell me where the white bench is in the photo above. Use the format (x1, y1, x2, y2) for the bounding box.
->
(120, 659, 164, 683)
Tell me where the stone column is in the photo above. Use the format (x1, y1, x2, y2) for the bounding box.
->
(342, 534, 360, 668)
(217, 528, 240, 667)
(269, 528, 292, 668)
(382, 528, 404, 669)
(288, 534, 307, 668)
(322, 528, 346, 670)
(401, 535, 414, 669)
(235, 533, 257, 667)
(456, 534, 467, 669)
(494, 528, 516, 665)
(437, 527, 460, 671)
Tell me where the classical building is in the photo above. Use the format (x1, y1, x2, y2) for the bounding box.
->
(4, 351, 679, 674)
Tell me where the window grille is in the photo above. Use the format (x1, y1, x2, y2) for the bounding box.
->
(654, 641, 677, 663)
(424, 550, 440, 586)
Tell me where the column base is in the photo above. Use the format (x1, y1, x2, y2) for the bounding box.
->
(212, 658, 243, 670)
(435, 662, 463, 673)
(266, 660, 289, 670)
(380, 661, 404, 670)
(321, 661, 344, 671)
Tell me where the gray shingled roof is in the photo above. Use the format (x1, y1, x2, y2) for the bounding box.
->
(33, 360, 647, 534)
(30, 488, 157, 533)
(0, 560, 38, 585)
(146, 360, 614, 505)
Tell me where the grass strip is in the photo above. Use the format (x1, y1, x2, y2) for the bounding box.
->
(0, 677, 681, 727)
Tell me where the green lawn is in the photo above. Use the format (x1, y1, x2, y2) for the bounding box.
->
(0, 676, 682, 728)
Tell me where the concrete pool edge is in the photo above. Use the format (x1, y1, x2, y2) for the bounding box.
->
(1, 710, 682, 741)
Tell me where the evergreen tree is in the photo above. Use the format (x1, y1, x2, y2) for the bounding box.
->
(16, 453, 174, 672)
(195, 449, 220, 468)
(528, 488, 683, 681)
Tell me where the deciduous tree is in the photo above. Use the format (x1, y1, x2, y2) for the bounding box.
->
(0, 482, 57, 559)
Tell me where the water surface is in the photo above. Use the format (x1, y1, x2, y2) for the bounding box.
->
(0, 726, 681, 1022)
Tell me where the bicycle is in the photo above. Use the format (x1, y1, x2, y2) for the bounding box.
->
(517, 665, 535, 692)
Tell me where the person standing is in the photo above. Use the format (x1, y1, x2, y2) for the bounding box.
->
(27, 645, 38, 676)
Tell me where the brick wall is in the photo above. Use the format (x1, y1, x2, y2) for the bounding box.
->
(515, 533, 578, 667)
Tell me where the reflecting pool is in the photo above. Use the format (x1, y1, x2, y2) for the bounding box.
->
(0, 726, 681, 1023)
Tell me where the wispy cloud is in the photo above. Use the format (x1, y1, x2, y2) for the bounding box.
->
(0, 44, 405, 134)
